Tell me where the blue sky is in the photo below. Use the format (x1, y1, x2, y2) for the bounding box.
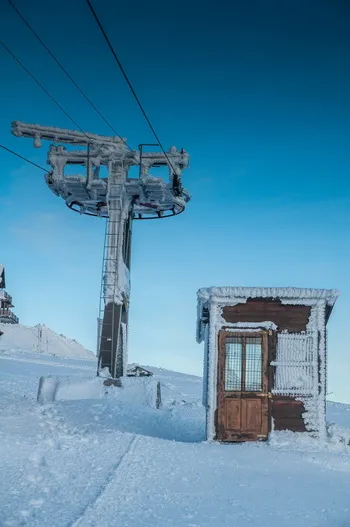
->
(1, 0, 350, 402)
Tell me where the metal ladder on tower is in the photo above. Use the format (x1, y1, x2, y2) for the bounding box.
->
(97, 219, 107, 371)
(96, 217, 120, 375)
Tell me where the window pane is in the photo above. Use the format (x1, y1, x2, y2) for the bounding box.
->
(245, 337, 262, 392)
(225, 337, 242, 391)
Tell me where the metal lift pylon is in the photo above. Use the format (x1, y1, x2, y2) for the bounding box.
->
(12, 121, 190, 380)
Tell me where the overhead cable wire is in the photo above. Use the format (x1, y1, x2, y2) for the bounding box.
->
(85, 0, 178, 174)
(0, 39, 97, 145)
(6, 0, 130, 149)
(0, 144, 48, 172)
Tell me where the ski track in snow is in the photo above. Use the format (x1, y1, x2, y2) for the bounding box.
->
(70, 435, 139, 527)
(1, 350, 350, 526)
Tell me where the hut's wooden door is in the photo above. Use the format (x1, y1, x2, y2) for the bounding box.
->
(217, 331, 269, 442)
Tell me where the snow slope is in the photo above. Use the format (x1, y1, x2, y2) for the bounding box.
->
(0, 350, 350, 527)
(0, 322, 94, 360)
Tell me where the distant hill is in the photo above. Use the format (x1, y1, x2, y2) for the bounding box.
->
(0, 322, 94, 360)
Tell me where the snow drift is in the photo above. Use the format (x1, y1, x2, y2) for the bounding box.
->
(0, 322, 94, 360)
(37, 374, 161, 409)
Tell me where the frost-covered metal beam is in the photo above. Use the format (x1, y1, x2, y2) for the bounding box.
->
(11, 120, 127, 147)
(12, 121, 189, 179)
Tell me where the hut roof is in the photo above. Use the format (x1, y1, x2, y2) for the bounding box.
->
(197, 286, 339, 343)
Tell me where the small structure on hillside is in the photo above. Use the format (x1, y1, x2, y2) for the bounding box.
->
(0, 265, 19, 325)
(197, 287, 338, 442)
(127, 364, 153, 377)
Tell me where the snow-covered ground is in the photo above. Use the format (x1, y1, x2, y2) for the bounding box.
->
(1, 349, 350, 527)
(0, 323, 95, 360)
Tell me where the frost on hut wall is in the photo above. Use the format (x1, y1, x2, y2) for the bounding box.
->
(273, 333, 316, 394)
(270, 301, 329, 439)
(197, 287, 339, 442)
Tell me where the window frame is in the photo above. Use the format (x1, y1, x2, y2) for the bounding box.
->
(223, 333, 265, 393)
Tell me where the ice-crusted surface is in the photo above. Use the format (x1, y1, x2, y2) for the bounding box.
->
(219, 320, 278, 330)
(271, 303, 328, 438)
(198, 286, 339, 304)
(15, 121, 190, 220)
(102, 171, 130, 306)
(272, 333, 317, 395)
(205, 301, 219, 438)
(12, 120, 127, 145)
(121, 321, 128, 376)
(0, 351, 350, 527)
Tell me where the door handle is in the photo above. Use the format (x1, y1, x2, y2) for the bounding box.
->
(256, 393, 272, 398)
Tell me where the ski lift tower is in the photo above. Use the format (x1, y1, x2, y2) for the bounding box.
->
(12, 121, 190, 378)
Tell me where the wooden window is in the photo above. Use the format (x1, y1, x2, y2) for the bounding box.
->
(245, 337, 263, 391)
(224, 336, 263, 392)
(224, 337, 242, 390)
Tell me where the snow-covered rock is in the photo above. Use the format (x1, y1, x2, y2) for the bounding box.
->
(0, 322, 94, 360)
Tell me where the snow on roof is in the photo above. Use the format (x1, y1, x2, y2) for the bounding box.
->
(196, 286, 339, 342)
(198, 286, 339, 306)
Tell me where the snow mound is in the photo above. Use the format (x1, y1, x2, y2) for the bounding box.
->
(0, 322, 94, 360)
(327, 401, 350, 446)
(37, 374, 161, 409)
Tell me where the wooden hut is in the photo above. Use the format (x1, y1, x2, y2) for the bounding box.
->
(197, 287, 338, 442)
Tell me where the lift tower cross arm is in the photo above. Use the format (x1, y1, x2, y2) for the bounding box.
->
(12, 120, 126, 147)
